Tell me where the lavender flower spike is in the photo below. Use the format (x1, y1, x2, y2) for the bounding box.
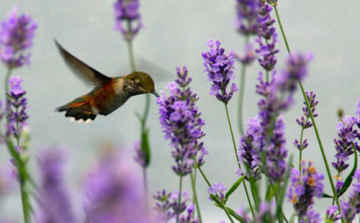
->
(6, 76, 29, 139)
(37, 147, 75, 223)
(235, 0, 259, 36)
(340, 169, 360, 222)
(113, 0, 143, 42)
(287, 161, 324, 219)
(0, 6, 37, 68)
(157, 67, 207, 176)
(202, 39, 238, 104)
(208, 182, 227, 202)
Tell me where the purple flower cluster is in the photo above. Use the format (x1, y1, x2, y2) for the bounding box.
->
(113, 0, 143, 42)
(287, 161, 324, 219)
(157, 67, 207, 176)
(255, 1, 279, 72)
(235, 0, 259, 36)
(325, 205, 340, 222)
(83, 151, 148, 223)
(332, 114, 360, 174)
(300, 208, 321, 223)
(133, 140, 146, 168)
(153, 190, 190, 222)
(293, 91, 319, 151)
(179, 205, 199, 223)
(6, 76, 28, 139)
(208, 182, 227, 202)
(238, 201, 275, 223)
(0, 6, 37, 68)
(37, 147, 75, 223)
(237, 116, 261, 180)
(202, 39, 238, 104)
(340, 169, 360, 222)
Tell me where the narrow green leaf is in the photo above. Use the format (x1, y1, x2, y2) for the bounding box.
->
(210, 194, 222, 206)
(338, 143, 358, 197)
(226, 206, 246, 223)
(322, 193, 334, 199)
(225, 175, 245, 202)
(265, 184, 275, 201)
(289, 214, 296, 223)
(141, 128, 151, 167)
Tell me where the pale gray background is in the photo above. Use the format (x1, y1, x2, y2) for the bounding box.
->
(0, 0, 360, 222)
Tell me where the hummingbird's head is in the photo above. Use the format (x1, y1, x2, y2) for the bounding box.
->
(124, 72, 159, 97)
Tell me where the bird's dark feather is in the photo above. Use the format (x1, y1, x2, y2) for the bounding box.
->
(54, 39, 111, 87)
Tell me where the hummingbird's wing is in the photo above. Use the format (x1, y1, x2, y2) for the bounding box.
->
(54, 39, 111, 87)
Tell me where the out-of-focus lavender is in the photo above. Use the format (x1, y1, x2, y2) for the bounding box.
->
(153, 190, 190, 222)
(234, 44, 256, 65)
(234, 0, 259, 36)
(202, 39, 238, 104)
(133, 140, 146, 168)
(36, 146, 75, 223)
(238, 201, 275, 223)
(287, 161, 324, 219)
(255, 1, 278, 72)
(208, 182, 227, 202)
(0, 164, 14, 199)
(113, 0, 143, 42)
(6, 76, 28, 141)
(324, 205, 340, 222)
(0, 6, 37, 68)
(179, 205, 199, 223)
(339, 169, 360, 222)
(157, 67, 207, 176)
(83, 150, 149, 223)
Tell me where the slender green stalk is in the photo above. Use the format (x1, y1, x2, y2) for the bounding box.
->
(224, 104, 255, 216)
(190, 172, 203, 223)
(237, 36, 250, 136)
(222, 205, 235, 223)
(126, 20, 137, 72)
(273, 5, 343, 218)
(5, 69, 12, 96)
(176, 176, 183, 223)
(143, 167, 148, 205)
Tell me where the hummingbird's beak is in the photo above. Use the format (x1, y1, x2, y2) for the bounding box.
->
(151, 90, 160, 97)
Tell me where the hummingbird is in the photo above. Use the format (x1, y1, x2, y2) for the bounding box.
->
(54, 40, 159, 123)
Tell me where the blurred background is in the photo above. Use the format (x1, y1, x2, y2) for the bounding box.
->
(0, 0, 360, 222)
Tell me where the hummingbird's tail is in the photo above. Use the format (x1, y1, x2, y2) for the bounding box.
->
(55, 100, 97, 123)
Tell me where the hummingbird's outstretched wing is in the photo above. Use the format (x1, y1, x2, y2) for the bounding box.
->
(54, 39, 111, 87)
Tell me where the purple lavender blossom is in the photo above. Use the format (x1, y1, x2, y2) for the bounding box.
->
(133, 140, 146, 168)
(325, 205, 340, 222)
(275, 53, 314, 94)
(0, 6, 37, 68)
(235, 0, 259, 36)
(208, 183, 227, 202)
(255, 1, 279, 72)
(300, 208, 321, 223)
(113, 0, 143, 42)
(153, 190, 190, 222)
(157, 67, 207, 176)
(83, 150, 149, 223)
(332, 114, 360, 173)
(287, 161, 324, 219)
(340, 169, 360, 222)
(234, 44, 256, 65)
(179, 205, 199, 223)
(238, 201, 275, 223)
(266, 117, 288, 181)
(237, 116, 262, 180)
(37, 147, 75, 223)
(202, 39, 238, 104)
(6, 76, 28, 139)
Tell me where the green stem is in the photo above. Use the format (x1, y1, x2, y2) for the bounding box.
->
(274, 5, 343, 217)
(237, 36, 250, 136)
(273, 7, 290, 55)
(224, 104, 255, 216)
(176, 176, 183, 223)
(190, 172, 203, 223)
(126, 20, 137, 72)
(298, 122, 307, 172)
(222, 205, 235, 223)
(5, 69, 12, 96)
